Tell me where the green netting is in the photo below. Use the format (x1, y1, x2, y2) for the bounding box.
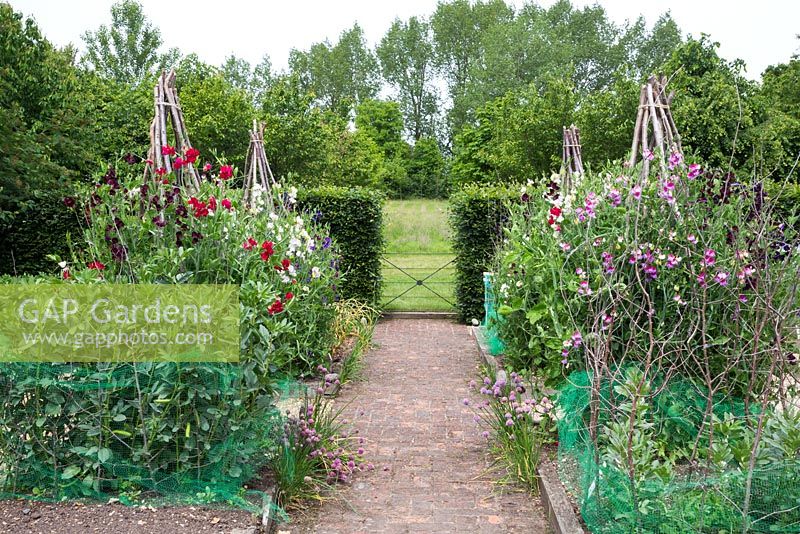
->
(557, 370, 800, 533)
(0, 361, 298, 517)
(482, 272, 505, 355)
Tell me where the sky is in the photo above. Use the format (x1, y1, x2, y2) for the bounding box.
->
(9, 0, 800, 80)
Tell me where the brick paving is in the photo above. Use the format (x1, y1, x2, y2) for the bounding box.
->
(290, 318, 549, 533)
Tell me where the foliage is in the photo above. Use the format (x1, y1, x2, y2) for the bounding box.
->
(178, 70, 254, 171)
(296, 186, 385, 304)
(0, 189, 82, 276)
(663, 36, 759, 171)
(0, 159, 345, 505)
(558, 369, 800, 533)
(405, 137, 447, 198)
(81, 0, 179, 85)
(289, 24, 379, 120)
(430, 0, 513, 135)
(377, 16, 438, 141)
(495, 160, 798, 390)
(449, 183, 518, 322)
(450, 78, 576, 186)
(330, 299, 378, 384)
(0, 4, 98, 220)
(355, 98, 408, 159)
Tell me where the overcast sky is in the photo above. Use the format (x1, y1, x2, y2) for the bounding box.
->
(9, 0, 800, 80)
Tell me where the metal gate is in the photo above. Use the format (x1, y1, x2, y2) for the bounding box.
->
(381, 253, 456, 311)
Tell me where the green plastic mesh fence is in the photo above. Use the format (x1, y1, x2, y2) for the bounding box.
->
(557, 370, 800, 533)
(482, 272, 505, 356)
(0, 361, 297, 516)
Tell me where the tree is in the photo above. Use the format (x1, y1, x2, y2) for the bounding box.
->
(82, 0, 179, 85)
(355, 99, 407, 159)
(451, 78, 576, 185)
(0, 4, 100, 220)
(753, 56, 800, 178)
(289, 24, 379, 119)
(662, 36, 759, 170)
(377, 16, 438, 141)
(178, 59, 255, 170)
(431, 0, 513, 136)
(221, 53, 274, 102)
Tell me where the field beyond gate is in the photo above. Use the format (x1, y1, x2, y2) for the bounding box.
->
(381, 200, 455, 312)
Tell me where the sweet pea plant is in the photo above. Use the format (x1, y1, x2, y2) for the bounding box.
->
(0, 154, 343, 501)
(495, 156, 800, 529)
(67, 160, 339, 375)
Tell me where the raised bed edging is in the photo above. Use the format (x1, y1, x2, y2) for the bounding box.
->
(469, 326, 587, 534)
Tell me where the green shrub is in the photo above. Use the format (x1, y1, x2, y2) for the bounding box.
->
(449, 183, 518, 322)
(0, 188, 82, 275)
(296, 186, 384, 305)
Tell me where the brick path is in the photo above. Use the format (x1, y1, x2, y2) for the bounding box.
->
(290, 318, 549, 533)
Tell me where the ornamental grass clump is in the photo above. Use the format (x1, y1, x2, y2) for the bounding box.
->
(465, 372, 553, 490)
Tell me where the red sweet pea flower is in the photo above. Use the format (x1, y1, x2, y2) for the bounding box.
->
(260, 241, 275, 261)
(285, 292, 294, 301)
(161, 145, 176, 156)
(221, 198, 232, 211)
(219, 165, 233, 180)
(550, 206, 562, 217)
(208, 196, 217, 212)
(87, 260, 106, 271)
(242, 237, 258, 251)
(155, 167, 168, 176)
(188, 197, 209, 217)
(184, 147, 200, 164)
(174, 157, 185, 169)
(202, 163, 212, 173)
(61, 269, 71, 280)
(267, 298, 284, 315)
(273, 258, 292, 272)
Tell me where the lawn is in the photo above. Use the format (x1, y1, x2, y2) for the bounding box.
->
(382, 199, 455, 312)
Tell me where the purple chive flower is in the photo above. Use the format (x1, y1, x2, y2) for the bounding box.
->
(462, 398, 470, 406)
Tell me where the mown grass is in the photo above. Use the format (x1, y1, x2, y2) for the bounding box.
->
(382, 200, 455, 311)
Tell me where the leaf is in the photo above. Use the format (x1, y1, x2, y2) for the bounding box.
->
(98, 448, 112, 463)
(61, 465, 81, 480)
(112, 414, 127, 422)
(229, 466, 242, 478)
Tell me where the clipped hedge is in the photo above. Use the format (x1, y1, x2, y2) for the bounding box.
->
(449, 183, 518, 322)
(0, 189, 82, 276)
(297, 186, 384, 304)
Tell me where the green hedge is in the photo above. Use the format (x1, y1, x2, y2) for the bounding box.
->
(0, 189, 82, 276)
(766, 179, 800, 224)
(297, 186, 384, 304)
(449, 183, 518, 322)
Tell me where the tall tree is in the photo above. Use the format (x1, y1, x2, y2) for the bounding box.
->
(81, 0, 179, 84)
(377, 17, 438, 141)
(289, 24, 378, 119)
(221, 53, 274, 100)
(431, 0, 513, 137)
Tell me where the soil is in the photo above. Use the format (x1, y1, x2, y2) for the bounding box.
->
(0, 499, 261, 534)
